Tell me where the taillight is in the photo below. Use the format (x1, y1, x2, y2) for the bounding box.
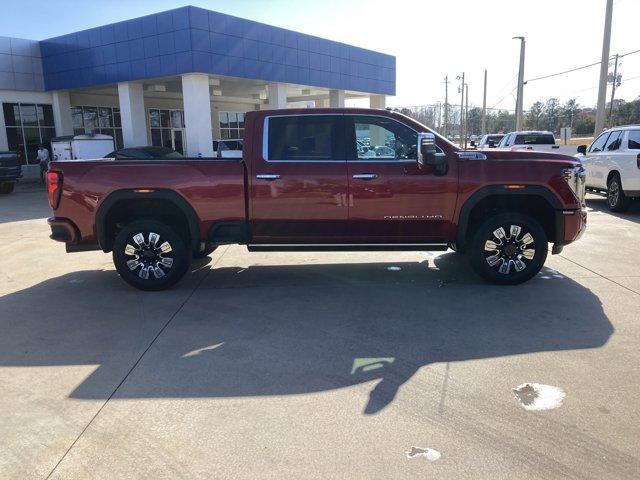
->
(46, 171, 63, 209)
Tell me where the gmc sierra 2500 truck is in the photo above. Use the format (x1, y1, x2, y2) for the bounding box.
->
(46, 108, 587, 290)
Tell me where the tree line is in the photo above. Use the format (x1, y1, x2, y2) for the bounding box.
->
(396, 96, 640, 138)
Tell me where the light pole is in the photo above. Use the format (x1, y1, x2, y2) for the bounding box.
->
(457, 73, 465, 146)
(481, 69, 487, 135)
(513, 36, 526, 131)
(443, 76, 449, 137)
(595, 0, 614, 135)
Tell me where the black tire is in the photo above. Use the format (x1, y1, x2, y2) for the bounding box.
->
(113, 220, 190, 291)
(0, 182, 15, 194)
(468, 213, 548, 285)
(607, 174, 630, 212)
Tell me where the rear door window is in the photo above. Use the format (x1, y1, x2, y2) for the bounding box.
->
(604, 130, 622, 151)
(589, 132, 611, 152)
(266, 115, 344, 161)
(627, 130, 640, 149)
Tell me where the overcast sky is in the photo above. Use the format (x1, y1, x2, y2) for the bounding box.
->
(2, 0, 638, 111)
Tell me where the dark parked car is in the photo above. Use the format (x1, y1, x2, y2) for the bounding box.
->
(105, 146, 183, 159)
(0, 151, 22, 194)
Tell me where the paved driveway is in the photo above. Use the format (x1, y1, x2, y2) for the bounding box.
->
(1, 185, 639, 479)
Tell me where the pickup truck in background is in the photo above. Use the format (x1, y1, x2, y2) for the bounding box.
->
(576, 125, 640, 211)
(498, 131, 562, 152)
(46, 108, 587, 291)
(0, 151, 21, 194)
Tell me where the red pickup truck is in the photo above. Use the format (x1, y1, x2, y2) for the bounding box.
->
(46, 108, 586, 290)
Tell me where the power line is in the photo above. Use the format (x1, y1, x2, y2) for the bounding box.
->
(525, 48, 640, 84)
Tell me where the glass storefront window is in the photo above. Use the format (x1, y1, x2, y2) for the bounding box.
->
(70, 105, 123, 147)
(3, 102, 56, 163)
(82, 107, 98, 132)
(219, 111, 245, 140)
(171, 110, 184, 128)
(20, 104, 38, 127)
(3, 103, 20, 126)
(98, 107, 113, 128)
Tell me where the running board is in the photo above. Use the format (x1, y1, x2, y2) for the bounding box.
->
(247, 244, 449, 252)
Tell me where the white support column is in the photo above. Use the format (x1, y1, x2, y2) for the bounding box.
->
(52, 91, 73, 136)
(182, 73, 214, 157)
(0, 101, 7, 150)
(329, 89, 345, 108)
(369, 95, 386, 109)
(117, 82, 148, 147)
(267, 83, 287, 109)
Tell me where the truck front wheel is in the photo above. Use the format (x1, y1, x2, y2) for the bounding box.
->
(113, 219, 190, 291)
(468, 213, 547, 285)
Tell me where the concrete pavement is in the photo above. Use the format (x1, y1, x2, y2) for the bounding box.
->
(0, 185, 639, 479)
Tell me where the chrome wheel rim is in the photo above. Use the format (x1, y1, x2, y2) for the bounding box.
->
(124, 232, 174, 280)
(608, 180, 619, 207)
(484, 224, 535, 275)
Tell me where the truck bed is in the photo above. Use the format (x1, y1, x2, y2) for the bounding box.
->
(50, 158, 247, 248)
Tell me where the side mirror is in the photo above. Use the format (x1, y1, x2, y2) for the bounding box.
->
(577, 144, 587, 155)
(417, 132, 447, 175)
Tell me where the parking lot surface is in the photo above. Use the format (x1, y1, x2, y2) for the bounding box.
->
(1, 184, 639, 479)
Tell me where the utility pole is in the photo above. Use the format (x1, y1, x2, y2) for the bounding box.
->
(457, 73, 465, 147)
(513, 36, 526, 131)
(481, 69, 487, 135)
(608, 53, 620, 127)
(443, 76, 449, 137)
(464, 83, 469, 148)
(595, 0, 614, 135)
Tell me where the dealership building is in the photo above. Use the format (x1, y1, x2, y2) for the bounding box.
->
(0, 5, 395, 168)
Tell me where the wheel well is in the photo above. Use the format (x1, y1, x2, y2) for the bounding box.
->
(606, 170, 620, 186)
(102, 198, 193, 252)
(462, 194, 556, 248)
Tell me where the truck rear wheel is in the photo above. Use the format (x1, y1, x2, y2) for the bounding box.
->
(113, 219, 190, 291)
(0, 182, 15, 194)
(607, 174, 630, 212)
(468, 213, 547, 285)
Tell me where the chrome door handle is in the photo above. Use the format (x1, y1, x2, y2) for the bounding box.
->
(256, 174, 281, 180)
(352, 173, 378, 180)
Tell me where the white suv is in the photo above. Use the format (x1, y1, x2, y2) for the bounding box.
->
(578, 126, 640, 212)
(497, 131, 561, 152)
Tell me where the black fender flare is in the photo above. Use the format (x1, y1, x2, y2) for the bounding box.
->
(96, 189, 201, 253)
(455, 184, 563, 250)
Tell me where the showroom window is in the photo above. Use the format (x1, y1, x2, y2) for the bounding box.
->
(71, 106, 123, 149)
(3, 103, 56, 165)
(149, 109, 185, 154)
(219, 112, 245, 139)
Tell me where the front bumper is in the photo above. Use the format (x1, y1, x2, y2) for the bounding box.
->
(553, 207, 587, 253)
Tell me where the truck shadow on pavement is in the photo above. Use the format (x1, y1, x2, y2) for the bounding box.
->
(0, 253, 613, 416)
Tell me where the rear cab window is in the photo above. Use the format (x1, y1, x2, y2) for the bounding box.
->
(514, 134, 555, 145)
(265, 115, 344, 161)
(604, 130, 623, 151)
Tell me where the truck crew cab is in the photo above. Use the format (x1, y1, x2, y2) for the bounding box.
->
(46, 108, 587, 290)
